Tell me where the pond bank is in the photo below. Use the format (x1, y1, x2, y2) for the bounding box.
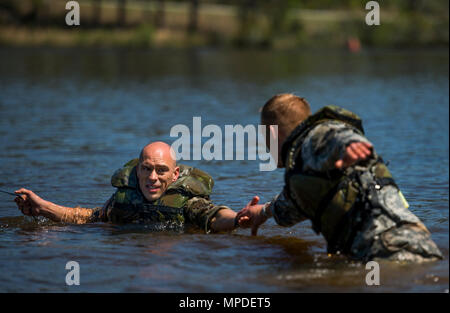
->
(0, 2, 448, 49)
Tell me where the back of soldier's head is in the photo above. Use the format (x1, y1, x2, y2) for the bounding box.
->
(261, 94, 312, 136)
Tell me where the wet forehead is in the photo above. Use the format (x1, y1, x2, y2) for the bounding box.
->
(141, 147, 175, 168)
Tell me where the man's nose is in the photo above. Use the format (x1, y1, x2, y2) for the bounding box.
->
(149, 170, 158, 181)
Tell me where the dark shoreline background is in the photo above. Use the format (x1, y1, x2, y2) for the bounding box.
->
(0, 0, 448, 49)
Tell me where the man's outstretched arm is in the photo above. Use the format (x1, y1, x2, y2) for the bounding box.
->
(301, 121, 373, 172)
(14, 188, 107, 224)
(183, 196, 242, 233)
(210, 208, 238, 232)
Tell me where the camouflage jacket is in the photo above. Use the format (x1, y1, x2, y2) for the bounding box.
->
(267, 106, 442, 261)
(89, 159, 229, 233)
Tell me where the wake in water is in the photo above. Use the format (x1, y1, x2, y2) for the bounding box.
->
(0, 215, 186, 235)
(0, 215, 60, 230)
(107, 221, 186, 234)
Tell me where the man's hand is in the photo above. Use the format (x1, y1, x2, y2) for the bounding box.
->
(236, 196, 267, 236)
(14, 188, 93, 224)
(14, 188, 49, 217)
(335, 142, 373, 169)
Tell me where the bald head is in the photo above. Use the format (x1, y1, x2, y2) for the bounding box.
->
(137, 141, 180, 201)
(139, 141, 177, 168)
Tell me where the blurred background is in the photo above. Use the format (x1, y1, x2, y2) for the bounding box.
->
(0, 0, 448, 49)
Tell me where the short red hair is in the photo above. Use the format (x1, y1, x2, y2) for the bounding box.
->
(261, 94, 311, 136)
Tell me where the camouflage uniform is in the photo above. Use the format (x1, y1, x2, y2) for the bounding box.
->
(87, 159, 229, 233)
(267, 105, 443, 262)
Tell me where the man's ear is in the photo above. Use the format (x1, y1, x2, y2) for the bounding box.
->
(172, 166, 180, 182)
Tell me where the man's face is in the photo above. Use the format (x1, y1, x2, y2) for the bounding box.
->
(136, 150, 179, 202)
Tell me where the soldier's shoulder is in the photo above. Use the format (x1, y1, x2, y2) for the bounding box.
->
(171, 164, 214, 197)
(303, 105, 364, 136)
(111, 158, 139, 189)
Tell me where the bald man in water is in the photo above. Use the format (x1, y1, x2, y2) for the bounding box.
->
(15, 141, 239, 233)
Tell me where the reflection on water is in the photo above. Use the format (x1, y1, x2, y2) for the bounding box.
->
(0, 47, 448, 292)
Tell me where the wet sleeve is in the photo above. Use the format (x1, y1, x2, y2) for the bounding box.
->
(58, 197, 114, 224)
(183, 196, 229, 233)
(301, 121, 372, 173)
(87, 195, 114, 223)
(268, 187, 307, 227)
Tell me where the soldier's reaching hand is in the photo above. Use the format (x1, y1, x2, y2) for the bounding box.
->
(237, 196, 268, 236)
(335, 142, 373, 169)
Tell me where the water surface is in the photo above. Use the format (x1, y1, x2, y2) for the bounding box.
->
(0, 47, 448, 292)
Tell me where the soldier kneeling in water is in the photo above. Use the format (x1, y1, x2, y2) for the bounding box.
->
(15, 141, 239, 233)
(237, 94, 443, 262)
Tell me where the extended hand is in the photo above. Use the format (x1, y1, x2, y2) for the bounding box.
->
(14, 188, 48, 217)
(236, 196, 267, 236)
(335, 142, 373, 169)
